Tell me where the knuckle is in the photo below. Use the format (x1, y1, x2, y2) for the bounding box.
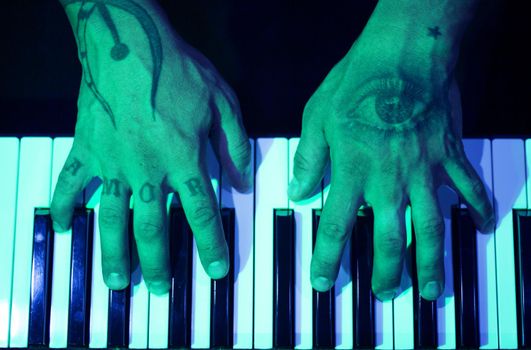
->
(102, 252, 128, 269)
(416, 218, 445, 242)
(418, 259, 443, 276)
(136, 221, 164, 241)
(189, 205, 218, 227)
(319, 221, 349, 244)
(377, 232, 405, 258)
(470, 178, 485, 198)
(99, 207, 124, 229)
(142, 266, 169, 281)
(293, 148, 312, 174)
(232, 137, 251, 166)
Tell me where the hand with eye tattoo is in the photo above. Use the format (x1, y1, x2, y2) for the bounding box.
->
(288, 0, 493, 301)
(50, 0, 251, 295)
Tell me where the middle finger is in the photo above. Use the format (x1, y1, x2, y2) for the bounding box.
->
(132, 180, 171, 295)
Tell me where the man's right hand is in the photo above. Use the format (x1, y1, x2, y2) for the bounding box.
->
(52, 0, 251, 295)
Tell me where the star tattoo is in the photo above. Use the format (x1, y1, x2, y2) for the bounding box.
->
(427, 26, 442, 39)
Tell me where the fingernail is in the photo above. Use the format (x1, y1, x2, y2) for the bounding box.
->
(107, 272, 127, 289)
(313, 276, 333, 291)
(288, 177, 300, 199)
(208, 260, 228, 279)
(149, 280, 170, 295)
(481, 216, 496, 233)
(422, 281, 442, 300)
(52, 221, 68, 233)
(375, 290, 396, 301)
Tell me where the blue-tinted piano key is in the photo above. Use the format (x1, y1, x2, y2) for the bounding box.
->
(28, 210, 54, 347)
(107, 288, 130, 347)
(452, 207, 479, 348)
(273, 209, 295, 348)
(168, 207, 193, 348)
(312, 210, 335, 349)
(210, 208, 235, 348)
(514, 210, 531, 348)
(411, 225, 437, 348)
(107, 213, 132, 348)
(351, 207, 375, 349)
(67, 208, 94, 347)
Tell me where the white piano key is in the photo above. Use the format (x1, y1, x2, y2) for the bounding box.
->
(220, 140, 255, 349)
(254, 138, 289, 349)
(492, 139, 522, 349)
(129, 253, 149, 348)
(288, 138, 321, 349)
(462, 139, 498, 349)
(436, 185, 457, 349)
(323, 165, 354, 349)
(48, 137, 76, 348)
(9, 137, 52, 347)
(0, 138, 19, 347)
(393, 206, 414, 350)
(148, 292, 169, 348)
(190, 143, 220, 349)
(374, 299, 394, 349)
(86, 185, 110, 348)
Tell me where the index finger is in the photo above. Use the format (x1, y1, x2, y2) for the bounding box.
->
(174, 170, 229, 279)
(443, 152, 495, 232)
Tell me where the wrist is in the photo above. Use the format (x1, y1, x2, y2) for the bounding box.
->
(357, 0, 479, 66)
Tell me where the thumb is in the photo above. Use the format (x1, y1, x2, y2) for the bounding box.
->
(289, 119, 328, 201)
(210, 89, 252, 192)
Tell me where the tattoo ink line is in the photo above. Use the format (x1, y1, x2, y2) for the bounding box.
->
(139, 182, 156, 202)
(96, 3, 130, 60)
(427, 26, 442, 39)
(102, 177, 122, 197)
(65, 158, 83, 176)
(61, 0, 163, 127)
(185, 178, 204, 196)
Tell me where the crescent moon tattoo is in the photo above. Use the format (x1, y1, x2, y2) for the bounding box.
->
(61, 0, 163, 128)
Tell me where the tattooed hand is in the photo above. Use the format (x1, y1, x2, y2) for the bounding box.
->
(289, 32, 494, 300)
(51, 0, 251, 295)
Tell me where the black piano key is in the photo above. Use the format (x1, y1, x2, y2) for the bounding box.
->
(411, 224, 438, 348)
(168, 207, 193, 348)
(451, 207, 479, 348)
(514, 210, 531, 348)
(312, 210, 335, 348)
(67, 208, 94, 347)
(210, 208, 235, 348)
(107, 211, 133, 348)
(107, 288, 130, 347)
(273, 209, 295, 348)
(28, 209, 54, 347)
(351, 207, 375, 349)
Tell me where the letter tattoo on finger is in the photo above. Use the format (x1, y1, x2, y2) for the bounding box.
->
(184, 178, 204, 197)
(139, 182, 156, 202)
(65, 158, 83, 176)
(102, 177, 122, 197)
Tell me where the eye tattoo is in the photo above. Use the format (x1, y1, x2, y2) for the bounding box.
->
(346, 77, 432, 133)
(60, 0, 163, 128)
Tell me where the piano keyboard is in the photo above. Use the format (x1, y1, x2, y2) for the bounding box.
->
(0, 137, 530, 349)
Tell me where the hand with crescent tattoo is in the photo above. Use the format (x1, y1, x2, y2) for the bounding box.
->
(288, 26, 494, 301)
(51, 0, 252, 295)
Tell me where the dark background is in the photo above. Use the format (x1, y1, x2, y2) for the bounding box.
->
(1, 0, 529, 138)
